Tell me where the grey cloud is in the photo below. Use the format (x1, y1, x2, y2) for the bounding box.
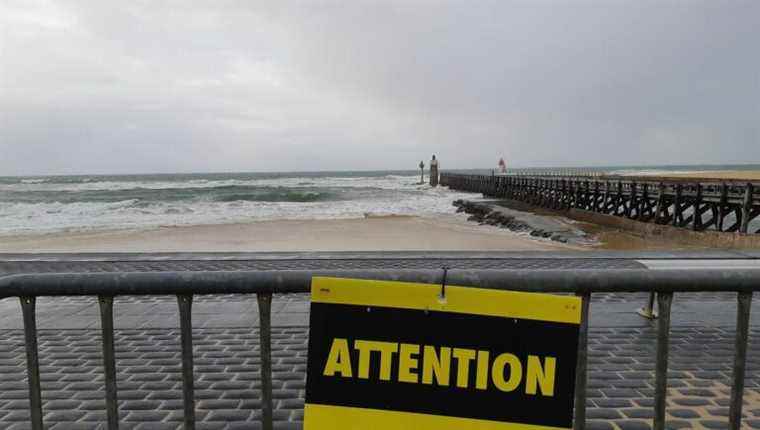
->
(1, 0, 758, 175)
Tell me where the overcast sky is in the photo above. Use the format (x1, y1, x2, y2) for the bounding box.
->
(1, 1, 758, 175)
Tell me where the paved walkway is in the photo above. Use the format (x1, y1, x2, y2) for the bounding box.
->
(0, 252, 759, 429)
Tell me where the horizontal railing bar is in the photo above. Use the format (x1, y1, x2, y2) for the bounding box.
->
(3, 269, 760, 297)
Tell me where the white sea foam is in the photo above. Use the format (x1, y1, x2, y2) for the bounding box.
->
(0, 177, 479, 235)
(0, 174, 424, 192)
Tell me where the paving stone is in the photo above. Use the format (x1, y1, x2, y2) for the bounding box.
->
(121, 400, 164, 411)
(134, 424, 180, 430)
(81, 412, 109, 422)
(669, 409, 700, 419)
(49, 424, 98, 430)
(614, 420, 651, 430)
(0, 400, 30, 410)
(700, 420, 729, 429)
(273, 423, 301, 430)
(119, 391, 152, 401)
(205, 409, 253, 421)
(194, 424, 226, 430)
(43, 400, 83, 410)
(44, 410, 87, 421)
(4, 423, 32, 430)
(1, 411, 30, 422)
(585, 421, 615, 430)
(622, 408, 653, 419)
(124, 411, 171, 422)
(601, 389, 640, 398)
(146, 391, 182, 401)
(587, 409, 623, 419)
(227, 423, 262, 430)
(671, 397, 711, 407)
(197, 399, 241, 410)
(664, 420, 693, 429)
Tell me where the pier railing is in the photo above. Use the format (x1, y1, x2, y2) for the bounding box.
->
(1, 267, 758, 430)
(441, 172, 760, 233)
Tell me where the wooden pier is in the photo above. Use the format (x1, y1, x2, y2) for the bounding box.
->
(440, 173, 760, 234)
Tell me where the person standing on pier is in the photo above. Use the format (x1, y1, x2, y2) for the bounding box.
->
(499, 157, 507, 174)
(430, 155, 439, 187)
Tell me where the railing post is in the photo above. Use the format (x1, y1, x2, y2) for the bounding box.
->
(573, 292, 590, 430)
(99, 296, 119, 430)
(258, 293, 274, 430)
(177, 294, 196, 430)
(20, 296, 43, 430)
(654, 292, 673, 430)
(729, 291, 752, 430)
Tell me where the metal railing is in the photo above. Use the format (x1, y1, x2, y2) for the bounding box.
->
(1, 268, 758, 430)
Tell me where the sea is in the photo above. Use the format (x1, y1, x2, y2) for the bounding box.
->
(1, 164, 758, 237)
(0, 171, 475, 236)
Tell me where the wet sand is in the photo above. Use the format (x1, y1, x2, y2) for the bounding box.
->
(0, 216, 579, 252)
(573, 222, 709, 251)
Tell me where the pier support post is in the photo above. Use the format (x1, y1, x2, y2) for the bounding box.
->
(693, 183, 703, 231)
(718, 184, 728, 231)
(654, 182, 665, 224)
(740, 183, 753, 233)
(673, 184, 683, 227)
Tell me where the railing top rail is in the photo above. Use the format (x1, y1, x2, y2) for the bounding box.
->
(3, 268, 760, 298)
(2, 249, 759, 261)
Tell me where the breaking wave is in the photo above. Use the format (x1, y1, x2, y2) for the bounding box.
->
(0, 172, 477, 235)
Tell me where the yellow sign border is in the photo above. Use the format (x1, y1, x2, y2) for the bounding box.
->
(305, 404, 569, 430)
(311, 277, 581, 325)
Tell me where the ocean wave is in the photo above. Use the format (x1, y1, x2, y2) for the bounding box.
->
(0, 188, 479, 236)
(0, 174, 421, 193)
(213, 190, 329, 203)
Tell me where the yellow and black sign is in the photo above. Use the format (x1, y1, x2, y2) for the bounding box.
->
(304, 277, 581, 430)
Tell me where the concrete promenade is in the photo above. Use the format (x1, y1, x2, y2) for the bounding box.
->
(0, 251, 759, 429)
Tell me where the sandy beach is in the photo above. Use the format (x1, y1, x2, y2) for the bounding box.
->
(0, 215, 579, 253)
(670, 170, 760, 180)
(625, 170, 760, 181)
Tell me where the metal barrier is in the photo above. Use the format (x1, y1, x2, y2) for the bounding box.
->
(1, 268, 758, 430)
